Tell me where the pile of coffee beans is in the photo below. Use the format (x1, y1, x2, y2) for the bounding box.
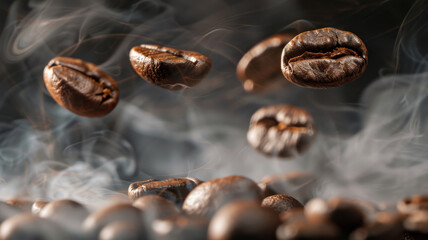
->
(0, 174, 426, 239)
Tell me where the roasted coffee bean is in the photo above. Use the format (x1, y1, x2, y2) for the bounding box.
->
(0, 201, 21, 223)
(261, 194, 303, 214)
(236, 33, 295, 92)
(82, 203, 144, 237)
(397, 195, 428, 215)
(128, 177, 201, 206)
(129, 44, 212, 90)
(39, 199, 89, 233)
(350, 212, 404, 240)
(31, 201, 49, 216)
(305, 197, 366, 234)
(99, 221, 146, 240)
(208, 200, 280, 240)
(258, 171, 316, 202)
(152, 215, 208, 240)
(276, 218, 341, 240)
(0, 214, 70, 240)
(281, 27, 368, 88)
(43, 56, 119, 117)
(182, 175, 262, 217)
(133, 195, 180, 220)
(247, 105, 315, 158)
(403, 210, 428, 235)
(5, 199, 33, 212)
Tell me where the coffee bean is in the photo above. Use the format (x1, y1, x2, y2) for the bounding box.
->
(132, 195, 180, 220)
(82, 203, 143, 237)
(403, 210, 428, 235)
(247, 104, 315, 158)
(182, 175, 262, 217)
(276, 218, 341, 240)
(0, 202, 22, 223)
(281, 27, 368, 88)
(0, 214, 70, 240)
(43, 56, 119, 117)
(99, 221, 146, 240)
(236, 33, 295, 92)
(279, 208, 305, 223)
(39, 199, 89, 233)
(350, 212, 404, 240)
(129, 44, 212, 90)
(305, 197, 366, 234)
(261, 194, 303, 214)
(128, 177, 201, 206)
(397, 195, 428, 215)
(31, 201, 49, 216)
(4, 199, 33, 212)
(152, 215, 208, 240)
(208, 200, 280, 240)
(258, 171, 316, 203)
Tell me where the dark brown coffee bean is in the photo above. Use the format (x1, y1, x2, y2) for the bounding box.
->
(0, 202, 22, 223)
(397, 195, 428, 215)
(350, 212, 404, 240)
(258, 171, 316, 203)
(276, 218, 341, 240)
(281, 27, 368, 88)
(4, 199, 33, 212)
(182, 175, 262, 217)
(39, 199, 89, 233)
(247, 105, 315, 158)
(43, 56, 119, 117)
(129, 44, 212, 90)
(128, 177, 201, 206)
(0, 214, 70, 240)
(236, 33, 295, 92)
(31, 201, 49, 216)
(305, 197, 366, 234)
(133, 195, 180, 220)
(152, 215, 208, 240)
(208, 200, 280, 240)
(82, 203, 143, 237)
(99, 221, 146, 240)
(261, 194, 303, 214)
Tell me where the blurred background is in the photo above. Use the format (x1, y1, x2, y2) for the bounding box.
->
(0, 0, 426, 205)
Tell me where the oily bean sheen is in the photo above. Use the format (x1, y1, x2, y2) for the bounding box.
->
(281, 27, 368, 88)
(129, 44, 212, 90)
(128, 178, 200, 205)
(43, 56, 119, 117)
(182, 175, 262, 217)
(236, 33, 295, 92)
(208, 200, 280, 240)
(247, 104, 315, 158)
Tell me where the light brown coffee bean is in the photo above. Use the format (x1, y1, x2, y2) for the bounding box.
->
(261, 194, 303, 214)
(236, 33, 295, 92)
(43, 56, 119, 117)
(182, 175, 262, 217)
(128, 177, 201, 206)
(129, 44, 212, 90)
(247, 105, 315, 158)
(208, 200, 280, 240)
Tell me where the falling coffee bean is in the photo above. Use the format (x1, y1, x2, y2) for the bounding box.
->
(247, 104, 315, 157)
(208, 200, 280, 240)
(236, 33, 295, 92)
(182, 175, 262, 217)
(281, 27, 368, 88)
(129, 44, 212, 90)
(43, 56, 119, 117)
(128, 177, 201, 206)
(261, 194, 303, 214)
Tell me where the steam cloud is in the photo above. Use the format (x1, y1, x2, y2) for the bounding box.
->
(0, 0, 426, 207)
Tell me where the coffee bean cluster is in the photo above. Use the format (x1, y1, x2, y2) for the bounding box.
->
(0, 174, 425, 239)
